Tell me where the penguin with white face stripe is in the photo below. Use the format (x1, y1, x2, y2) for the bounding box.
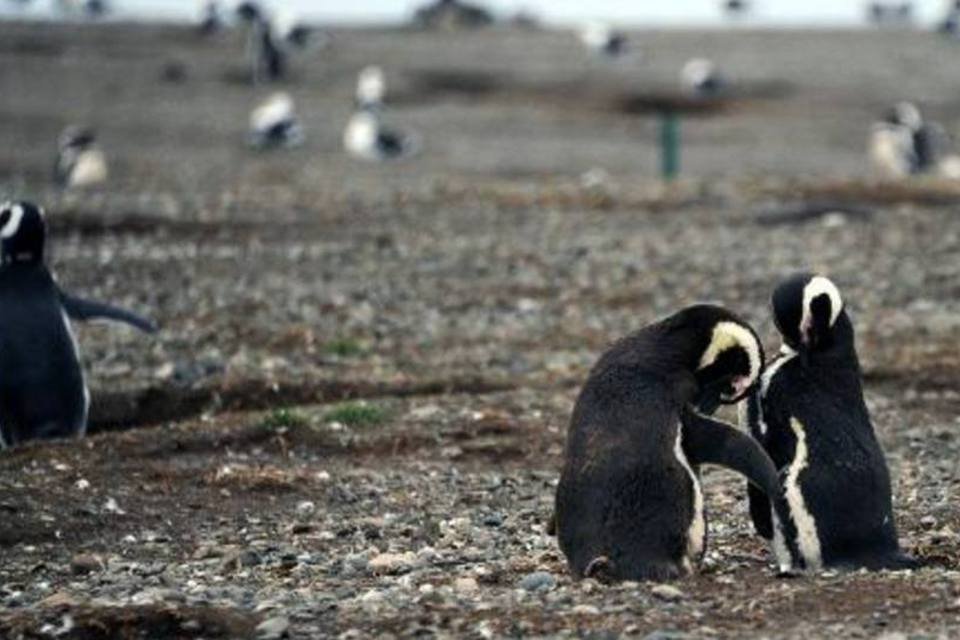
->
(741, 273, 918, 571)
(0, 202, 156, 448)
(554, 304, 799, 581)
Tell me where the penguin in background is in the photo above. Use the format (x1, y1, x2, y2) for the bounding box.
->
(356, 65, 387, 109)
(343, 107, 419, 162)
(248, 92, 304, 149)
(870, 102, 950, 177)
(54, 126, 108, 190)
(741, 273, 918, 572)
(554, 305, 800, 581)
(235, 2, 286, 83)
(0, 202, 156, 448)
(198, 0, 223, 36)
(681, 58, 725, 98)
(578, 21, 628, 58)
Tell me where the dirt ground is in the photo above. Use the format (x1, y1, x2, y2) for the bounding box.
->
(0, 19, 958, 639)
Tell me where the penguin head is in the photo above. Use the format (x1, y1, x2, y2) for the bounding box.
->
(885, 102, 923, 131)
(59, 126, 97, 152)
(0, 201, 47, 265)
(772, 273, 844, 353)
(685, 305, 764, 410)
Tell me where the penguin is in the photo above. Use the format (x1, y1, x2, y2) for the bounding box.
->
(356, 65, 387, 109)
(0, 202, 156, 448)
(343, 108, 419, 162)
(554, 305, 800, 582)
(870, 102, 949, 177)
(741, 273, 918, 572)
(54, 126, 108, 190)
(236, 2, 286, 83)
(198, 0, 222, 36)
(272, 10, 315, 50)
(578, 21, 627, 58)
(248, 92, 304, 150)
(723, 0, 749, 17)
(681, 58, 725, 98)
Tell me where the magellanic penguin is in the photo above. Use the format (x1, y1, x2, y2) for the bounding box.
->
(554, 305, 800, 582)
(0, 202, 156, 448)
(578, 21, 627, 58)
(870, 102, 949, 178)
(248, 92, 304, 149)
(198, 0, 222, 36)
(54, 126, 108, 190)
(343, 108, 419, 162)
(681, 58, 725, 98)
(356, 65, 387, 109)
(741, 273, 919, 572)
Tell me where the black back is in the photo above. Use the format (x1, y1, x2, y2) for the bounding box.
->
(0, 264, 87, 445)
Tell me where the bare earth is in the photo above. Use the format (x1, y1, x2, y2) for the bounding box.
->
(0, 20, 958, 639)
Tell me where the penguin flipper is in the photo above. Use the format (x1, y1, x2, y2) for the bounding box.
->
(60, 292, 157, 333)
(748, 483, 774, 540)
(682, 409, 801, 563)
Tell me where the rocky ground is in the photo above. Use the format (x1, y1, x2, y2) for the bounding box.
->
(0, 19, 958, 640)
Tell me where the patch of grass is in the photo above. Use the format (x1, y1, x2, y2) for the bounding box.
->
(261, 407, 308, 430)
(323, 338, 365, 358)
(324, 402, 388, 427)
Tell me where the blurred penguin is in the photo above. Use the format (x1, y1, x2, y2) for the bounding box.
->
(235, 1, 286, 83)
(198, 0, 222, 36)
(272, 10, 317, 50)
(343, 108, 419, 162)
(723, 0, 750, 18)
(869, 102, 953, 177)
(356, 65, 386, 109)
(56, 0, 108, 17)
(248, 92, 304, 150)
(578, 21, 627, 58)
(681, 58, 725, 98)
(54, 127, 108, 189)
(937, 1, 960, 36)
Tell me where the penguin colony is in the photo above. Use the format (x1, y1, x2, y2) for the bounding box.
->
(1, 0, 950, 589)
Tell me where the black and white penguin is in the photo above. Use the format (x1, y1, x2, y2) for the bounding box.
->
(0, 202, 156, 448)
(723, 0, 750, 17)
(741, 273, 918, 572)
(343, 108, 419, 162)
(272, 10, 316, 50)
(356, 65, 386, 109)
(870, 102, 950, 177)
(54, 126, 108, 190)
(681, 58, 725, 98)
(554, 305, 799, 581)
(248, 92, 304, 149)
(578, 21, 627, 58)
(235, 2, 286, 83)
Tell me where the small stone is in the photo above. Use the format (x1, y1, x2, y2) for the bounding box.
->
(644, 632, 694, 640)
(295, 501, 316, 518)
(454, 577, 478, 594)
(38, 591, 77, 610)
(368, 552, 416, 575)
(70, 554, 105, 575)
(481, 513, 504, 527)
(256, 615, 290, 640)
(518, 571, 556, 592)
(920, 515, 937, 529)
(651, 584, 684, 602)
(571, 604, 600, 615)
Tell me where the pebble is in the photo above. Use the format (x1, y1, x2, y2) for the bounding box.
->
(368, 552, 417, 575)
(454, 577, 479, 594)
(70, 554, 105, 576)
(518, 571, 556, 592)
(651, 584, 685, 602)
(256, 615, 290, 640)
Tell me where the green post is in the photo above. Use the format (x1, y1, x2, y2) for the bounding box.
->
(660, 110, 680, 181)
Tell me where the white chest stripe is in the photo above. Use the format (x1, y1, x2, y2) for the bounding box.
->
(781, 417, 823, 570)
(674, 427, 705, 567)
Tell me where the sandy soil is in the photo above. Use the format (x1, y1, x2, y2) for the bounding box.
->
(0, 20, 958, 639)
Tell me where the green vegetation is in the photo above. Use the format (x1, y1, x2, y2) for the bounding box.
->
(261, 407, 309, 430)
(323, 338, 365, 358)
(324, 402, 388, 427)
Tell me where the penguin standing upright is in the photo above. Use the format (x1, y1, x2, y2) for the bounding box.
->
(554, 305, 799, 581)
(742, 273, 918, 572)
(54, 126, 108, 189)
(0, 202, 156, 448)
